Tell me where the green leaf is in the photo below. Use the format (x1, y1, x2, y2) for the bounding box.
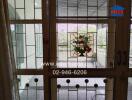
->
(84, 37, 88, 43)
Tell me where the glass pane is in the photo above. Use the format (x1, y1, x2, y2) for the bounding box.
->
(16, 9, 25, 19)
(128, 78, 132, 100)
(17, 58, 26, 69)
(129, 25, 132, 68)
(18, 75, 44, 100)
(27, 46, 36, 68)
(57, 6, 67, 16)
(68, 7, 77, 16)
(35, 9, 42, 19)
(25, 0, 34, 19)
(16, 0, 24, 8)
(78, 1, 87, 16)
(36, 58, 43, 68)
(35, 24, 42, 33)
(8, 0, 15, 8)
(78, 8, 87, 16)
(10, 24, 43, 69)
(56, 78, 113, 100)
(88, 7, 97, 16)
(97, 27, 107, 46)
(16, 24, 26, 33)
(26, 24, 35, 45)
(36, 34, 43, 57)
(35, 0, 42, 8)
(57, 24, 108, 68)
(16, 34, 26, 57)
(56, 0, 108, 17)
(98, 6, 108, 16)
(8, 0, 42, 19)
(88, 0, 97, 6)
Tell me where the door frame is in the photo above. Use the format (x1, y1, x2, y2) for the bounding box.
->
(14, 0, 132, 100)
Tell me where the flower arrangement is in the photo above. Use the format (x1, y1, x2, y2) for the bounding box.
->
(73, 35, 91, 56)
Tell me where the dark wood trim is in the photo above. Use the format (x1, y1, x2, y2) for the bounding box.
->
(16, 69, 44, 75)
(128, 69, 132, 76)
(50, 68, 115, 78)
(10, 19, 108, 24)
(57, 16, 112, 18)
(57, 19, 108, 23)
(16, 68, 132, 77)
(10, 19, 132, 24)
(10, 20, 42, 24)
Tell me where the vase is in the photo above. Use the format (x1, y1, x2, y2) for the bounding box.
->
(79, 52, 84, 56)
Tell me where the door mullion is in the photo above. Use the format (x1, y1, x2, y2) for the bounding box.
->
(49, 0, 57, 100)
(42, 0, 51, 100)
(113, 0, 131, 100)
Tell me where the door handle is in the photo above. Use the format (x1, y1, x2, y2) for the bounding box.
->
(122, 51, 127, 65)
(116, 51, 122, 65)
